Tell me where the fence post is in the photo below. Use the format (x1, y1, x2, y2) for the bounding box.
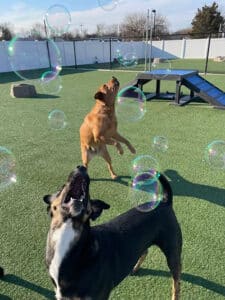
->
(109, 37, 112, 69)
(46, 39, 51, 69)
(181, 38, 186, 59)
(204, 34, 211, 75)
(73, 40, 77, 69)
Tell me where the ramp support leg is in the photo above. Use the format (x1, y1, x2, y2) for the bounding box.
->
(156, 80, 160, 97)
(175, 81, 182, 104)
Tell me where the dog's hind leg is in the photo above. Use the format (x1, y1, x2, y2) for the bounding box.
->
(167, 252, 181, 300)
(132, 249, 148, 274)
(158, 241, 182, 300)
(99, 145, 117, 179)
(112, 132, 136, 154)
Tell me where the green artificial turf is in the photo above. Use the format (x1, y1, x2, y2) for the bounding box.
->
(79, 58, 225, 75)
(0, 69, 225, 300)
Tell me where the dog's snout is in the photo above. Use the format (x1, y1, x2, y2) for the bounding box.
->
(76, 165, 87, 173)
(112, 76, 119, 86)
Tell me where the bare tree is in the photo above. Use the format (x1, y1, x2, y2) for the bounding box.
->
(119, 12, 170, 39)
(29, 23, 45, 39)
(0, 23, 14, 40)
(120, 13, 146, 38)
(96, 24, 107, 36)
(153, 14, 170, 37)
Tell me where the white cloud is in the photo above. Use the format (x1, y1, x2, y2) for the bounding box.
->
(1, 0, 225, 35)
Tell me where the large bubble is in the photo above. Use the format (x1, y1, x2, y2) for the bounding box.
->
(116, 86, 146, 122)
(129, 171, 163, 212)
(131, 154, 160, 177)
(98, 0, 119, 11)
(116, 48, 138, 68)
(151, 58, 172, 79)
(40, 71, 63, 95)
(44, 4, 72, 35)
(8, 36, 62, 81)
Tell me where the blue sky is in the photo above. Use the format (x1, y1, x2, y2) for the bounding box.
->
(1, 0, 225, 34)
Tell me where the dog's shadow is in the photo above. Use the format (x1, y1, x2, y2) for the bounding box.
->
(132, 268, 225, 297)
(92, 170, 225, 208)
(91, 175, 131, 187)
(1, 274, 54, 299)
(165, 169, 225, 208)
(0, 294, 12, 300)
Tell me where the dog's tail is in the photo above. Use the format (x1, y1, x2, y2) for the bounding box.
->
(158, 173, 173, 205)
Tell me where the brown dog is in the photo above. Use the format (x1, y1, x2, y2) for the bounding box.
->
(80, 76, 136, 179)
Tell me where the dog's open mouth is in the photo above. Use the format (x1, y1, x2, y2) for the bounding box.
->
(62, 166, 89, 217)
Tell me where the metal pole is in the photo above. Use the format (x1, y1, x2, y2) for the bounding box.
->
(144, 9, 149, 71)
(204, 33, 211, 75)
(148, 11, 153, 71)
(152, 10, 156, 38)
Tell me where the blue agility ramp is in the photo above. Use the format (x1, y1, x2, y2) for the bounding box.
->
(183, 73, 225, 107)
(124, 69, 225, 108)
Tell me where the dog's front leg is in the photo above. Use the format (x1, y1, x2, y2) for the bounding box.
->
(112, 132, 136, 154)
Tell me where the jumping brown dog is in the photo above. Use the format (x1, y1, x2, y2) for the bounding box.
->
(79, 76, 136, 179)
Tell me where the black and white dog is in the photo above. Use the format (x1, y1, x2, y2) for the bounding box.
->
(43, 166, 182, 300)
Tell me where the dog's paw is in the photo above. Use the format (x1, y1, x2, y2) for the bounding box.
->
(111, 174, 118, 180)
(129, 146, 136, 154)
(118, 148, 124, 155)
(115, 143, 124, 155)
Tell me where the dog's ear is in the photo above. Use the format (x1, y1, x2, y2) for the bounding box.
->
(90, 199, 110, 220)
(43, 195, 52, 214)
(43, 194, 52, 205)
(94, 91, 105, 101)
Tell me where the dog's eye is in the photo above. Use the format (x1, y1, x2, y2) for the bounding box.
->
(53, 206, 57, 211)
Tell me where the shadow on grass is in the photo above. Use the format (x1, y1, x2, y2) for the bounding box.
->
(132, 268, 225, 297)
(0, 294, 12, 300)
(1, 274, 54, 299)
(36, 93, 60, 99)
(92, 169, 225, 208)
(91, 175, 131, 187)
(1, 68, 96, 84)
(164, 169, 225, 208)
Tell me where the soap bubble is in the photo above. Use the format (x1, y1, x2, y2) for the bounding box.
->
(40, 71, 62, 95)
(116, 48, 138, 68)
(8, 36, 62, 81)
(129, 171, 163, 212)
(151, 59, 172, 79)
(205, 140, 225, 170)
(48, 109, 67, 130)
(152, 136, 168, 152)
(0, 147, 17, 191)
(131, 155, 160, 177)
(98, 0, 119, 11)
(44, 4, 71, 35)
(116, 86, 146, 122)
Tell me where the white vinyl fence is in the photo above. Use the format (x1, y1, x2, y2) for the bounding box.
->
(0, 38, 225, 73)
